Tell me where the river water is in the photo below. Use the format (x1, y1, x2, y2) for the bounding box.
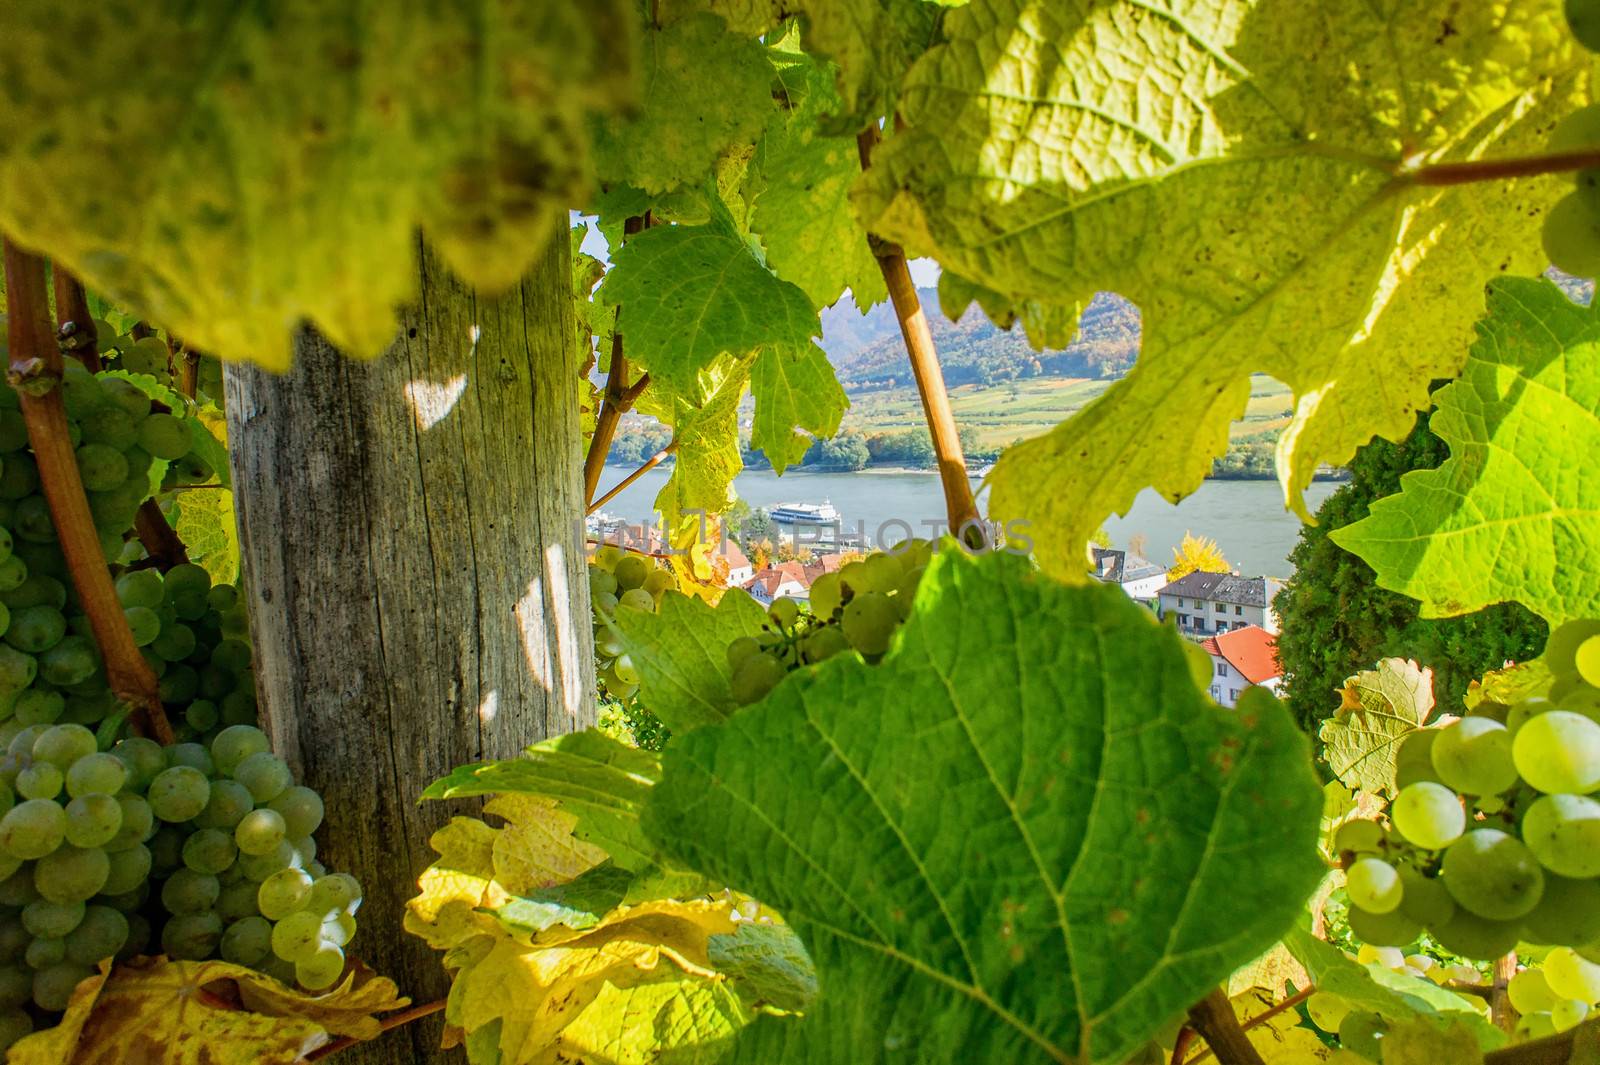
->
(595, 466, 1341, 578)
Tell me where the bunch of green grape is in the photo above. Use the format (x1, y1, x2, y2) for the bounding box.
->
(1303, 947, 1482, 1059)
(1331, 619, 1600, 1044)
(1542, 4, 1600, 277)
(587, 545, 673, 749)
(725, 540, 933, 707)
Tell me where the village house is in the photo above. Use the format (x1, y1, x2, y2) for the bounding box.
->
(1157, 571, 1283, 635)
(1199, 625, 1283, 708)
(1088, 547, 1168, 604)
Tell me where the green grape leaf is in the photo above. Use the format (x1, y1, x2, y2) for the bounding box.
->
(646, 548, 1325, 1064)
(855, 0, 1588, 579)
(179, 405, 232, 491)
(599, 212, 820, 396)
(591, 13, 775, 195)
(652, 355, 756, 530)
(709, 923, 819, 1014)
(423, 730, 665, 875)
(1333, 277, 1600, 627)
(0, 2, 635, 368)
(611, 588, 770, 733)
(491, 863, 639, 940)
(660, 0, 790, 37)
(1319, 658, 1434, 798)
(797, 0, 947, 131)
(750, 345, 849, 474)
(1283, 928, 1504, 1051)
(171, 488, 241, 587)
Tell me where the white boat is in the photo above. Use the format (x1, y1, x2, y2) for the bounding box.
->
(770, 501, 841, 524)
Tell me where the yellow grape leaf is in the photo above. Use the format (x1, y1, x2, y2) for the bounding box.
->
(1319, 659, 1434, 798)
(1224, 987, 1334, 1064)
(405, 817, 512, 953)
(443, 901, 744, 1065)
(484, 794, 607, 896)
(8, 957, 407, 1064)
(171, 488, 240, 587)
(1227, 943, 1308, 999)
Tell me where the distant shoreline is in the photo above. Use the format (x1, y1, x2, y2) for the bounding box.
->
(603, 461, 1350, 482)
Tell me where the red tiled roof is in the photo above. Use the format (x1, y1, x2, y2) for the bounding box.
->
(715, 539, 751, 569)
(1200, 625, 1281, 685)
(744, 561, 809, 597)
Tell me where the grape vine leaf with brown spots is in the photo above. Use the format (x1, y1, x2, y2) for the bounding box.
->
(645, 546, 1325, 1064)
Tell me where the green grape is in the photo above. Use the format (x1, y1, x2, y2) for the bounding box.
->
(0, 922, 26, 965)
(296, 944, 345, 990)
(841, 592, 899, 656)
(1346, 857, 1404, 914)
(729, 652, 785, 706)
(146, 766, 210, 822)
(767, 597, 800, 630)
(617, 588, 654, 612)
(63, 754, 124, 801)
(1441, 829, 1545, 920)
(1577, 635, 1600, 689)
(34, 846, 109, 904)
(802, 625, 851, 665)
(196, 779, 255, 831)
(165, 742, 214, 776)
(308, 873, 362, 916)
(63, 794, 121, 850)
(63, 906, 127, 966)
(0, 411, 24, 454)
(612, 554, 649, 591)
(1548, 621, 1600, 682)
(23, 936, 64, 970)
(0, 647, 36, 695)
(588, 568, 617, 599)
(1430, 718, 1517, 796)
(0, 1009, 29, 1050)
(21, 900, 84, 940)
(137, 413, 189, 460)
(725, 636, 761, 670)
(228, 752, 289, 806)
(1509, 967, 1558, 1015)
(1543, 193, 1600, 277)
(1306, 991, 1350, 1033)
(31, 962, 94, 1012)
(1514, 711, 1600, 794)
(147, 825, 187, 876)
(110, 737, 166, 791)
(150, 622, 196, 662)
(0, 968, 27, 1010)
(4, 606, 64, 655)
(0, 871, 39, 911)
(1525, 874, 1600, 948)
(157, 664, 198, 704)
(74, 444, 127, 492)
(211, 725, 269, 775)
(181, 828, 238, 876)
(809, 572, 842, 618)
(1568, 0, 1600, 51)
(839, 559, 890, 596)
(1431, 908, 1522, 960)
(270, 909, 324, 962)
(1523, 793, 1600, 877)
(235, 808, 287, 856)
(184, 699, 219, 733)
(104, 795, 153, 852)
(14, 762, 62, 801)
(266, 786, 323, 839)
(79, 407, 137, 450)
(217, 880, 262, 922)
(161, 912, 222, 961)
(0, 457, 35, 501)
(220, 915, 273, 966)
(0, 799, 66, 859)
(38, 637, 96, 688)
(1338, 1011, 1387, 1062)
(237, 841, 300, 881)
(113, 570, 163, 611)
(1547, 946, 1600, 1001)
(160, 868, 220, 915)
(643, 568, 674, 597)
(122, 606, 160, 648)
(1553, 997, 1591, 1032)
(1347, 903, 1422, 948)
(9, 498, 54, 545)
(32, 726, 95, 773)
(100, 844, 151, 895)
(258, 867, 313, 921)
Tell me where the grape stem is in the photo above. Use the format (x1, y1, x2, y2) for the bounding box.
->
(582, 214, 653, 506)
(1179, 987, 1266, 1065)
(304, 996, 447, 1060)
(1172, 985, 1311, 1065)
(52, 268, 102, 374)
(588, 439, 678, 515)
(1404, 148, 1600, 187)
(1, 237, 175, 744)
(1492, 951, 1517, 1034)
(856, 125, 982, 546)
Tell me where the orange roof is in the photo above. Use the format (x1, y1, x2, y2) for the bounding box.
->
(744, 561, 809, 597)
(1200, 625, 1281, 685)
(715, 539, 751, 570)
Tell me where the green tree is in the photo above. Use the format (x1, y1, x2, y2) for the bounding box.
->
(1273, 407, 1547, 733)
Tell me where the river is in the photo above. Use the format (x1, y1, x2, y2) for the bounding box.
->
(595, 466, 1341, 578)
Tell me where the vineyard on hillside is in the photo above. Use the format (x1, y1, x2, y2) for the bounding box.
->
(4, 1, 1600, 1064)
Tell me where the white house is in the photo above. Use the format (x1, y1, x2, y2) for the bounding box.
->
(1089, 548, 1168, 603)
(743, 562, 809, 606)
(714, 539, 754, 587)
(1199, 625, 1283, 708)
(1157, 572, 1283, 635)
